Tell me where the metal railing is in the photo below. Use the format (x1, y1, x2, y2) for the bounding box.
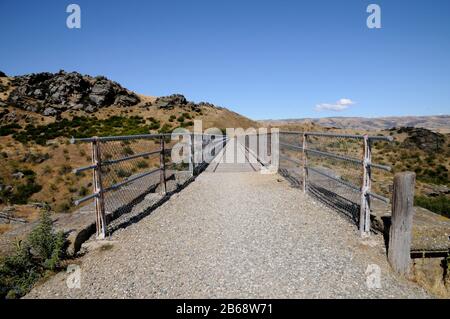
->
(71, 133, 228, 238)
(278, 131, 393, 237)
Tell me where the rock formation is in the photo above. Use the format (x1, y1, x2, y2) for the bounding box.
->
(6, 70, 140, 115)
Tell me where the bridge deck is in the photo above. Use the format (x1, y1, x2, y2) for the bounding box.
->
(26, 141, 430, 298)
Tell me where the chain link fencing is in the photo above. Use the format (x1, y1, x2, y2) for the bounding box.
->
(278, 131, 393, 230)
(71, 133, 227, 237)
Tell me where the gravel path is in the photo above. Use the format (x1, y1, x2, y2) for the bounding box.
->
(26, 142, 430, 299)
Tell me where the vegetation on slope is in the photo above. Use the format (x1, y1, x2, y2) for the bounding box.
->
(0, 210, 66, 299)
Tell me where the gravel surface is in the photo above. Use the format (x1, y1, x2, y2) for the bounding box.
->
(26, 142, 431, 299)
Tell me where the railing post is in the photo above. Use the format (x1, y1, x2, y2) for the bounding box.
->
(188, 133, 194, 177)
(302, 133, 307, 193)
(360, 134, 372, 237)
(92, 137, 106, 239)
(159, 136, 167, 194)
(388, 172, 416, 276)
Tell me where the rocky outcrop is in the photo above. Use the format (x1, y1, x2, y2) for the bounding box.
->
(0, 71, 6, 78)
(154, 94, 217, 112)
(398, 127, 445, 152)
(7, 71, 140, 115)
(154, 94, 188, 109)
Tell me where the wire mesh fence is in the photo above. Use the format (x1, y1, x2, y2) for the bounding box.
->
(71, 133, 227, 237)
(279, 132, 304, 188)
(278, 131, 393, 232)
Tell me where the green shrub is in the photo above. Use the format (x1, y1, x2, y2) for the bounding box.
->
(12, 116, 152, 145)
(116, 169, 131, 178)
(0, 123, 21, 136)
(0, 210, 66, 299)
(177, 116, 185, 123)
(415, 195, 450, 218)
(136, 160, 149, 169)
(3, 171, 42, 205)
(158, 124, 173, 134)
(149, 121, 160, 130)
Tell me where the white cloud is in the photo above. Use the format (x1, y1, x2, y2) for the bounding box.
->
(315, 98, 356, 112)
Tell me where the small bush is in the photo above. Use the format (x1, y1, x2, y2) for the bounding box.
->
(58, 164, 72, 175)
(136, 160, 149, 169)
(4, 171, 42, 205)
(0, 210, 66, 299)
(116, 169, 131, 178)
(149, 121, 160, 130)
(0, 123, 21, 136)
(78, 186, 88, 196)
(177, 116, 185, 123)
(122, 146, 134, 156)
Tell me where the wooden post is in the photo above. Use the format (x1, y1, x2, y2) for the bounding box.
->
(159, 136, 167, 194)
(302, 133, 307, 193)
(359, 135, 372, 237)
(188, 133, 194, 177)
(388, 172, 416, 276)
(92, 137, 106, 239)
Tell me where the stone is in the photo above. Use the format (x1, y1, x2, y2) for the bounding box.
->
(399, 127, 445, 152)
(43, 107, 58, 116)
(0, 71, 6, 77)
(154, 94, 188, 109)
(422, 184, 450, 197)
(12, 172, 25, 179)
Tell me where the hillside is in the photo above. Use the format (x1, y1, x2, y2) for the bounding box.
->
(261, 115, 450, 133)
(0, 70, 257, 229)
(265, 120, 450, 218)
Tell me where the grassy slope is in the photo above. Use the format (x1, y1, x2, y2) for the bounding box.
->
(0, 76, 258, 225)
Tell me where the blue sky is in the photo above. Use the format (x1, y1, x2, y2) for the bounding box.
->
(0, 0, 449, 120)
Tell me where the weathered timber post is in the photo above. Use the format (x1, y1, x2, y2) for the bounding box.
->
(360, 134, 372, 237)
(159, 135, 167, 194)
(302, 133, 308, 193)
(188, 133, 194, 177)
(388, 172, 416, 276)
(92, 137, 106, 239)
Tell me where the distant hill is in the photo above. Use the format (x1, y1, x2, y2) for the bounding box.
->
(260, 115, 450, 133)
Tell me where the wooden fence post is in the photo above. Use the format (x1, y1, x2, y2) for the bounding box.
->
(188, 133, 194, 177)
(302, 133, 307, 193)
(388, 172, 416, 276)
(360, 135, 372, 237)
(159, 136, 167, 194)
(92, 137, 106, 239)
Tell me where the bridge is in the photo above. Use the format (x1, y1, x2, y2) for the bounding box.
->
(24, 133, 440, 298)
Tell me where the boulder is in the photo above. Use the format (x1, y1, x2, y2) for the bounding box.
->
(422, 184, 450, 197)
(12, 172, 25, 179)
(7, 70, 140, 116)
(43, 107, 58, 116)
(154, 94, 187, 109)
(399, 127, 445, 152)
